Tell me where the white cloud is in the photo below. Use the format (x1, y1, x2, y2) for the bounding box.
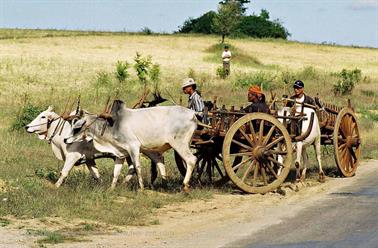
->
(349, 0, 378, 10)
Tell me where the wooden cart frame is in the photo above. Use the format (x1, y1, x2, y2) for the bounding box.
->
(175, 97, 361, 194)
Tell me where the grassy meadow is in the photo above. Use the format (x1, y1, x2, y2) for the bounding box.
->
(0, 29, 377, 230)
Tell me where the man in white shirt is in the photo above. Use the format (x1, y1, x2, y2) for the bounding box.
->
(222, 45, 232, 76)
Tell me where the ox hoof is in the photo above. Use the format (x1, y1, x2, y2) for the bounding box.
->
(318, 172, 326, 183)
(276, 187, 286, 196)
(183, 185, 191, 193)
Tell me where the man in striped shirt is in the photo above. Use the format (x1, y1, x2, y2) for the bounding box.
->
(182, 78, 205, 120)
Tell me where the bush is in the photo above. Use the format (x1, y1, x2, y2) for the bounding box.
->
(141, 27, 153, 35)
(216, 66, 228, 79)
(10, 103, 44, 131)
(178, 11, 217, 34)
(134, 53, 152, 84)
(115, 60, 130, 83)
(178, 9, 290, 40)
(233, 71, 275, 90)
(149, 63, 161, 83)
(95, 71, 112, 87)
(187, 68, 196, 80)
(280, 70, 295, 86)
(35, 168, 59, 182)
(93, 71, 113, 102)
(296, 66, 319, 80)
(237, 13, 290, 39)
(333, 68, 362, 95)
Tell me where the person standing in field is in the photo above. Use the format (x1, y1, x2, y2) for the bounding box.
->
(182, 78, 205, 120)
(222, 45, 232, 76)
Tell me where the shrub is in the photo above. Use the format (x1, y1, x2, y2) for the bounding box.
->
(134, 53, 152, 84)
(178, 11, 217, 34)
(361, 90, 375, 97)
(149, 63, 161, 83)
(233, 71, 275, 90)
(95, 71, 112, 87)
(10, 103, 44, 131)
(141, 27, 153, 35)
(187, 68, 196, 80)
(93, 71, 113, 102)
(35, 168, 59, 182)
(333, 68, 362, 95)
(216, 66, 228, 79)
(115, 60, 130, 83)
(296, 66, 319, 80)
(280, 70, 295, 86)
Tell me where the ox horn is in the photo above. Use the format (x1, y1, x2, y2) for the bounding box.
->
(75, 95, 81, 115)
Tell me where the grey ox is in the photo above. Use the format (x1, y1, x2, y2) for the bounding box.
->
(64, 100, 198, 191)
(25, 106, 164, 189)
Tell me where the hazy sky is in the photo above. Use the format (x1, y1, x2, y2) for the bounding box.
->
(0, 0, 377, 47)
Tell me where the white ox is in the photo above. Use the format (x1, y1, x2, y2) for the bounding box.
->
(277, 105, 325, 182)
(25, 106, 163, 189)
(64, 100, 198, 191)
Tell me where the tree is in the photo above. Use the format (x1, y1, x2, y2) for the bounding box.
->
(237, 10, 290, 39)
(178, 11, 217, 34)
(213, 1, 243, 43)
(219, 0, 251, 14)
(259, 8, 269, 20)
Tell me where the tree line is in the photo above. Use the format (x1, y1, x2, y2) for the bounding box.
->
(177, 0, 290, 42)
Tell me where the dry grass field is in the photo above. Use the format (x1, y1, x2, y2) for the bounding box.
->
(0, 29, 377, 244)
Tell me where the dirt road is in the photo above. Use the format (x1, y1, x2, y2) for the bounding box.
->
(1, 160, 377, 248)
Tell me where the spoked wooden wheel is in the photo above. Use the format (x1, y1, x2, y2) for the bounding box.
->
(333, 107, 361, 177)
(223, 113, 293, 194)
(174, 139, 231, 185)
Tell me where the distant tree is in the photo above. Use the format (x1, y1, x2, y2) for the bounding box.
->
(259, 8, 269, 20)
(177, 3, 290, 40)
(219, 0, 251, 14)
(213, 1, 243, 43)
(237, 10, 290, 39)
(141, 27, 153, 35)
(178, 11, 217, 34)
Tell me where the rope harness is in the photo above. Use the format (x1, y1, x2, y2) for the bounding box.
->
(26, 117, 61, 143)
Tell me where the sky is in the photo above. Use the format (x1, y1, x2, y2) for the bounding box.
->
(0, 0, 377, 48)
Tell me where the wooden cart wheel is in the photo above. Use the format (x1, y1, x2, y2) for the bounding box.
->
(174, 138, 234, 185)
(223, 113, 293, 194)
(333, 107, 361, 177)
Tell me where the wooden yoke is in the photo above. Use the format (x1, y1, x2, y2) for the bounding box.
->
(132, 85, 150, 109)
(58, 97, 76, 135)
(99, 97, 114, 135)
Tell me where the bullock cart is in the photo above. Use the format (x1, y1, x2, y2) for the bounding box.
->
(316, 99, 361, 177)
(175, 97, 361, 194)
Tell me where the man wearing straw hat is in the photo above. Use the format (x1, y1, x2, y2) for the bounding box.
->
(245, 85, 270, 114)
(182, 78, 205, 119)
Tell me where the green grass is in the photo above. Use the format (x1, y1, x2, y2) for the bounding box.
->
(0, 218, 11, 227)
(26, 229, 85, 245)
(0, 130, 213, 225)
(203, 43, 263, 67)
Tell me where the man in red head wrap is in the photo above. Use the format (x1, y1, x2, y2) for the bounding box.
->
(245, 85, 270, 114)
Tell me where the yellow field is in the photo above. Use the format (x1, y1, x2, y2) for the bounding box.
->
(0, 31, 377, 231)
